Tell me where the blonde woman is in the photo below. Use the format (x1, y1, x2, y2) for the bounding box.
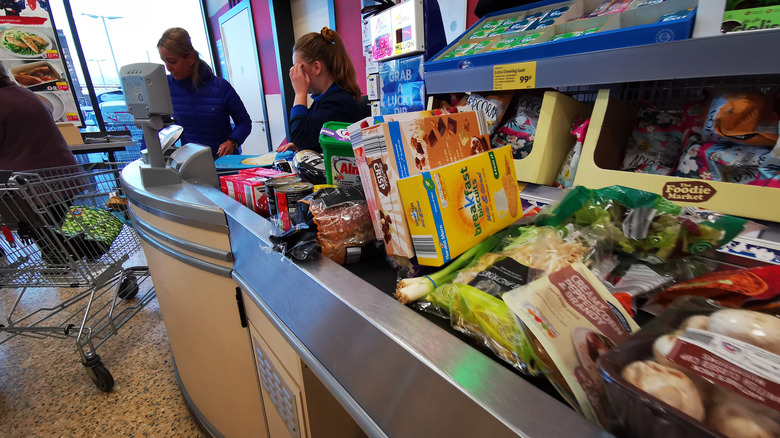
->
(157, 27, 251, 158)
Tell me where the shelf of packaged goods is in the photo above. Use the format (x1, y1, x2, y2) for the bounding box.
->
(424, 29, 780, 94)
(518, 183, 780, 267)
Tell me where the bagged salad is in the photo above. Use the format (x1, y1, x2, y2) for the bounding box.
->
(400, 225, 603, 376)
(534, 185, 748, 263)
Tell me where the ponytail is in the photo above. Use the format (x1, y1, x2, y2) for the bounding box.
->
(294, 27, 361, 102)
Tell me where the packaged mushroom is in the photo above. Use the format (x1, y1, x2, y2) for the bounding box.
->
(598, 296, 780, 438)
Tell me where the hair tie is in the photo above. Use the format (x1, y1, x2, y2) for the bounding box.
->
(320, 26, 335, 44)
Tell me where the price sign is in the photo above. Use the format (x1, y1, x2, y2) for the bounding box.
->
(66, 114, 79, 121)
(56, 81, 69, 91)
(45, 50, 59, 59)
(493, 61, 537, 90)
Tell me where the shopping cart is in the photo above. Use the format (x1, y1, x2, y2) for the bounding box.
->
(0, 162, 155, 392)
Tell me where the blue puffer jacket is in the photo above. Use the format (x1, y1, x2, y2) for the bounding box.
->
(168, 63, 251, 158)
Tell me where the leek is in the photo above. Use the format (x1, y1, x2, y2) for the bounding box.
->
(394, 234, 504, 304)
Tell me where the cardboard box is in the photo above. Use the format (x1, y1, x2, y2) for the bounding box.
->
(359, 110, 491, 258)
(427, 0, 697, 70)
(57, 122, 83, 146)
(572, 89, 780, 222)
(515, 91, 592, 185)
(348, 107, 470, 241)
(369, 0, 424, 62)
(379, 54, 425, 114)
(722, 5, 780, 32)
(398, 146, 521, 266)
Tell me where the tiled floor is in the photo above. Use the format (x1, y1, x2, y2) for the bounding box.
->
(0, 252, 205, 437)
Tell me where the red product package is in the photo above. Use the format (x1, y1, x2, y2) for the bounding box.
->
(651, 265, 780, 314)
(219, 174, 249, 199)
(239, 168, 294, 178)
(235, 178, 269, 216)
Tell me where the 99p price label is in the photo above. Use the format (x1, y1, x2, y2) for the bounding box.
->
(493, 61, 537, 91)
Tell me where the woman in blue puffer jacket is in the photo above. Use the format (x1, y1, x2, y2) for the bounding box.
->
(157, 27, 251, 159)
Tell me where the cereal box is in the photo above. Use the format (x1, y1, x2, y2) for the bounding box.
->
(397, 146, 521, 266)
(363, 111, 491, 258)
(348, 107, 471, 243)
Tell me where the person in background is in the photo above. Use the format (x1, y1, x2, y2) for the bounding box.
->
(157, 27, 251, 159)
(0, 63, 77, 170)
(277, 27, 362, 153)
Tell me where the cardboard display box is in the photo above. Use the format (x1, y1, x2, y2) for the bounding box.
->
(398, 146, 521, 266)
(57, 122, 83, 146)
(572, 89, 780, 222)
(514, 91, 592, 185)
(355, 110, 491, 258)
(722, 5, 780, 32)
(427, 0, 697, 71)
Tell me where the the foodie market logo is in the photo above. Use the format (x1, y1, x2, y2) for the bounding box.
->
(663, 181, 716, 203)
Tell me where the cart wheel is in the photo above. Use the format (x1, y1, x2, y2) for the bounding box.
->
(118, 275, 138, 299)
(82, 354, 114, 392)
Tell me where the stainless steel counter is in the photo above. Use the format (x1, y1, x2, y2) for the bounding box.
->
(122, 149, 611, 437)
(196, 184, 611, 438)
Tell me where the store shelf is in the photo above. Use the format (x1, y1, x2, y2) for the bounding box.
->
(425, 29, 780, 94)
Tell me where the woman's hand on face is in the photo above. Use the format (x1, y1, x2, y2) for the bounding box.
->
(217, 140, 235, 157)
(276, 142, 298, 153)
(289, 63, 310, 97)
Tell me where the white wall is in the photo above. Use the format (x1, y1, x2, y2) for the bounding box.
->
(291, 0, 330, 40)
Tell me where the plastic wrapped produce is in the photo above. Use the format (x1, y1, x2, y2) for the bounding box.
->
(599, 297, 780, 438)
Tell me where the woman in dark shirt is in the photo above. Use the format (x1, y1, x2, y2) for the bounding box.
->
(277, 27, 362, 153)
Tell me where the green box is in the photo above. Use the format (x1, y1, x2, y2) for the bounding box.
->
(722, 6, 780, 32)
(319, 121, 361, 187)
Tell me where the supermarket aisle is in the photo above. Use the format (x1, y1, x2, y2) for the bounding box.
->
(0, 251, 205, 437)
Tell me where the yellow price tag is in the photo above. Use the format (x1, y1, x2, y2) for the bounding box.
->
(493, 61, 537, 91)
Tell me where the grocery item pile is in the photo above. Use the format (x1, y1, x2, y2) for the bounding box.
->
(213, 86, 779, 438)
(394, 181, 780, 436)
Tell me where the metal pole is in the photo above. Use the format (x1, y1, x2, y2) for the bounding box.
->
(62, 0, 107, 132)
(100, 16, 120, 84)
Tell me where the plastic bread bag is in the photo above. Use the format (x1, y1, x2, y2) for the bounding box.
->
(466, 91, 514, 135)
(621, 103, 685, 176)
(674, 139, 774, 184)
(491, 91, 544, 159)
(598, 296, 780, 438)
(308, 186, 377, 264)
(702, 90, 779, 147)
(533, 185, 748, 263)
(503, 262, 640, 427)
